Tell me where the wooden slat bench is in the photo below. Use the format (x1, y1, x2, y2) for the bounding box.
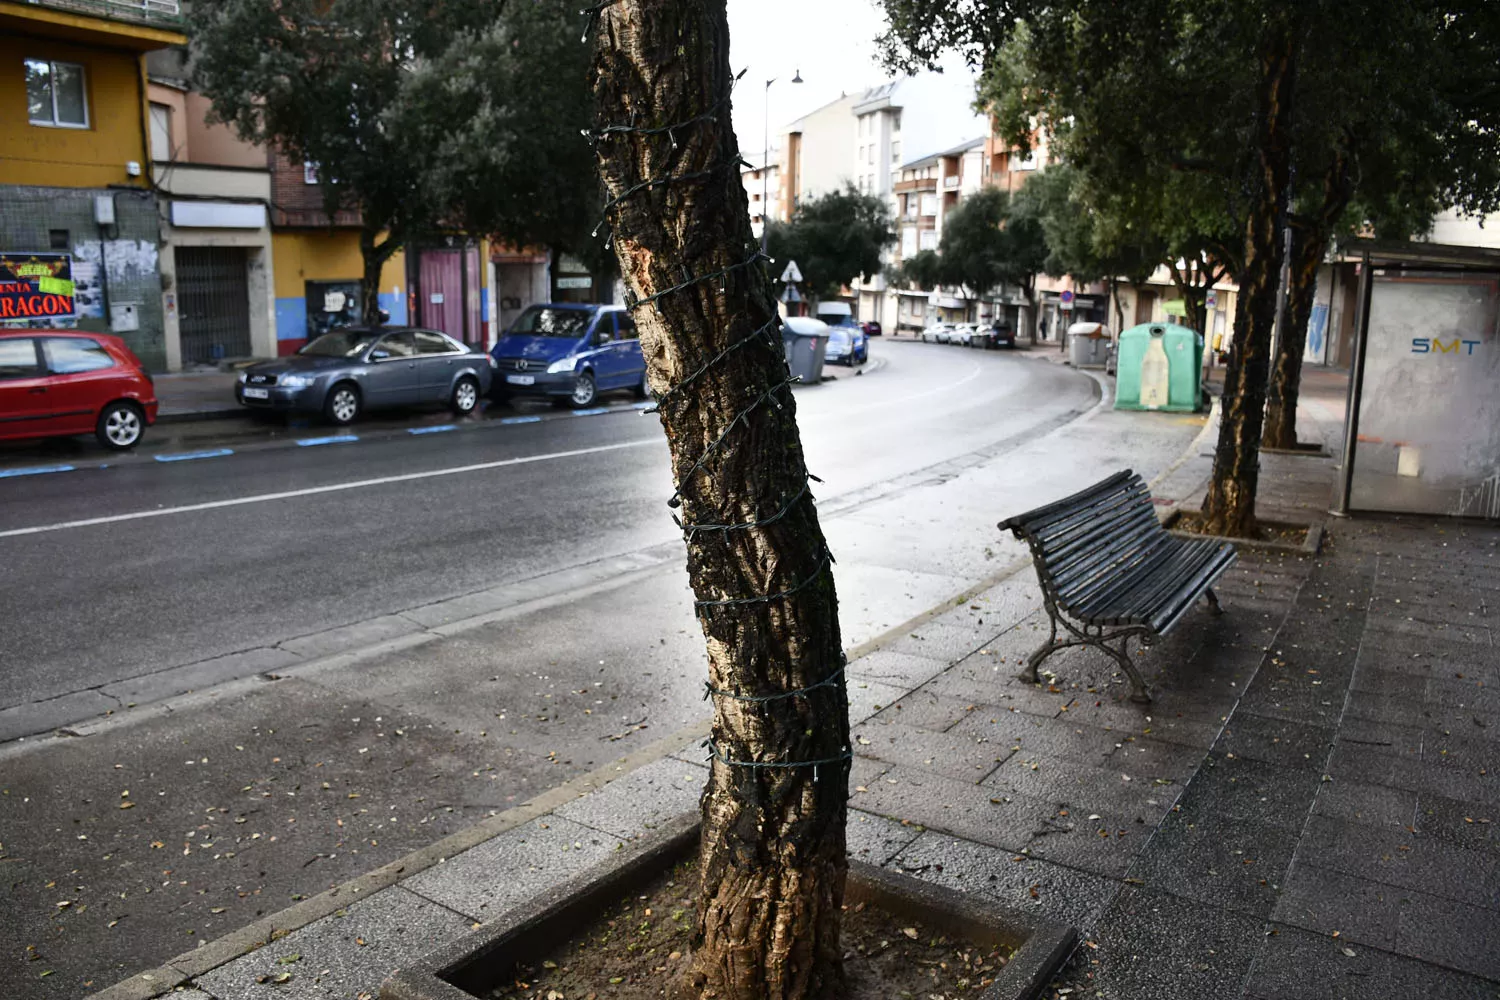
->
(999, 470, 1237, 702)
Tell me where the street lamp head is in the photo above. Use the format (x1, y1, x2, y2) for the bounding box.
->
(791, 68, 803, 84)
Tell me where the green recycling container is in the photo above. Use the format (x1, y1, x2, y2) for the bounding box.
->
(1113, 322, 1204, 412)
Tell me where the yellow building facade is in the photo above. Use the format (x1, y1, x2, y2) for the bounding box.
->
(0, 0, 184, 369)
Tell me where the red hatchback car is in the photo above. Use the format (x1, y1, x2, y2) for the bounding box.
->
(0, 330, 158, 451)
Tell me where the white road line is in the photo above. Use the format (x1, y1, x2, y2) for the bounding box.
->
(0, 439, 660, 541)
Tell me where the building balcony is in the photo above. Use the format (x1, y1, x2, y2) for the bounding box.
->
(894, 178, 937, 194)
(1, 0, 186, 47)
(943, 175, 960, 189)
(27, 0, 180, 24)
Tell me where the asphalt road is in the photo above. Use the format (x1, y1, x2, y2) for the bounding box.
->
(0, 342, 1214, 998)
(0, 343, 1093, 721)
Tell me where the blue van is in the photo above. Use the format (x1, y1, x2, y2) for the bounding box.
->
(489, 303, 647, 408)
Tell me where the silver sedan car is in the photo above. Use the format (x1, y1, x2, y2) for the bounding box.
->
(236, 327, 494, 425)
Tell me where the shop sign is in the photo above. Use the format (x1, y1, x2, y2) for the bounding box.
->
(0, 252, 75, 320)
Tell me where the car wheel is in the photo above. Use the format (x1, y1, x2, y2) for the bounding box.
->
(324, 382, 361, 425)
(96, 401, 144, 451)
(633, 368, 650, 400)
(451, 376, 480, 415)
(569, 371, 597, 408)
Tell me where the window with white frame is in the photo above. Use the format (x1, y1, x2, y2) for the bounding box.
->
(919, 229, 938, 252)
(1013, 148, 1039, 170)
(866, 173, 874, 191)
(867, 144, 875, 165)
(304, 162, 321, 184)
(25, 58, 88, 128)
(149, 102, 172, 161)
(919, 193, 938, 216)
(892, 110, 902, 133)
(891, 141, 901, 164)
(901, 228, 918, 258)
(858, 144, 865, 164)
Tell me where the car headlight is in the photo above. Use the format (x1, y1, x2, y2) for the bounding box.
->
(236, 370, 248, 384)
(280, 373, 316, 389)
(546, 356, 579, 374)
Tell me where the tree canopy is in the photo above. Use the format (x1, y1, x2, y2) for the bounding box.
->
(188, 0, 598, 315)
(880, 0, 1500, 535)
(765, 186, 894, 300)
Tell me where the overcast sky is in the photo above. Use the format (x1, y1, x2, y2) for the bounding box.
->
(724, 0, 983, 166)
(725, 0, 893, 164)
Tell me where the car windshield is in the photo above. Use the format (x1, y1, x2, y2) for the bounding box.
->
(300, 330, 382, 358)
(508, 307, 592, 338)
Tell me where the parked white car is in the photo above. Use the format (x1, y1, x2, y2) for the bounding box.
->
(922, 324, 952, 344)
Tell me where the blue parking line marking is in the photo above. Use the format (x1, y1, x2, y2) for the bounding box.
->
(154, 448, 234, 463)
(408, 425, 457, 436)
(500, 416, 542, 425)
(0, 464, 76, 479)
(295, 435, 359, 447)
(571, 407, 609, 417)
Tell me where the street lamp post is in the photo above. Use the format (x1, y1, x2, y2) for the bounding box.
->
(761, 69, 801, 257)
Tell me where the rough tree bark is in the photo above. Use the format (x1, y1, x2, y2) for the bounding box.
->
(358, 226, 398, 325)
(1263, 152, 1352, 450)
(591, 4, 849, 999)
(1200, 17, 1296, 537)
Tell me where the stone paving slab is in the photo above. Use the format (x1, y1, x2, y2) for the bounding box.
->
(890, 830, 1120, 931)
(844, 648, 951, 689)
(402, 816, 624, 921)
(552, 756, 705, 840)
(1059, 883, 1268, 1000)
(846, 808, 923, 866)
(1244, 922, 1500, 1000)
(1130, 808, 1298, 917)
(852, 717, 1014, 782)
(194, 887, 471, 1000)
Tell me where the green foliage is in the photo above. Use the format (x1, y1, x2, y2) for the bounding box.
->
(766, 186, 894, 299)
(941, 186, 1045, 297)
(898, 249, 945, 291)
(188, 0, 598, 297)
(886, 0, 1500, 251)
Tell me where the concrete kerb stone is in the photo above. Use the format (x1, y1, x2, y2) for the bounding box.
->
(96, 379, 1220, 1000)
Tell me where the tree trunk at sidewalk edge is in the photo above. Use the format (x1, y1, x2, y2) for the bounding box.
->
(1262, 224, 1327, 449)
(590, 4, 849, 1000)
(359, 227, 394, 326)
(1200, 20, 1295, 538)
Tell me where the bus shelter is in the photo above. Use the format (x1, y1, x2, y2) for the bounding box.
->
(1334, 239, 1500, 520)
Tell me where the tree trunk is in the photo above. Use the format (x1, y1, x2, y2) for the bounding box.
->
(1200, 19, 1296, 537)
(1261, 225, 1326, 449)
(358, 226, 395, 325)
(1263, 150, 1351, 450)
(591, 4, 849, 1000)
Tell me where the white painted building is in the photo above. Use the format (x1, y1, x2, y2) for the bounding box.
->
(741, 156, 780, 241)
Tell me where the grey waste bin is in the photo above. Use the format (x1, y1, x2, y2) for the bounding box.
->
(782, 316, 829, 384)
(1067, 321, 1111, 368)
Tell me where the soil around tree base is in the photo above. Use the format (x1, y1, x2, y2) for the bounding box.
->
(482, 857, 1012, 1000)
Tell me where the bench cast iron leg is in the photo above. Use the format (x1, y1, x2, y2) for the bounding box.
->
(1205, 587, 1223, 616)
(1106, 636, 1152, 703)
(1021, 611, 1059, 685)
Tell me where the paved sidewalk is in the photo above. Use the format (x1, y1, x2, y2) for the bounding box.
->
(99, 379, 1499, 1000)
(152, 371, 243, 422)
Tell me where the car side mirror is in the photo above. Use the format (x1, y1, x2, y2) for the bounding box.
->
(371, 348, 391, 361)
(596, 330, 613, 345)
